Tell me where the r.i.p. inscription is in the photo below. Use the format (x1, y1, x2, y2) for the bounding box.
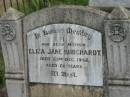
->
(27, 24, 103, 86)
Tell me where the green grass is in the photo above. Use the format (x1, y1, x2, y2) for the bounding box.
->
(17, 0, 89, 14)
(49, 0, 88, 6)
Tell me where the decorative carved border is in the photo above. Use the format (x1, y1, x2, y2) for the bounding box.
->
(0, 23, 16, 41)
(109, 23, 127, 43)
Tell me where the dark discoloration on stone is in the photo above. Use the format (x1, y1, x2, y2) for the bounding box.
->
(30, 84, 103, 97)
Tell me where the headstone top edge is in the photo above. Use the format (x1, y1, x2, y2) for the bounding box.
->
(24, 5, 108, 20)
(107, 6, 130, 20)
(0, 7, 24, 21)
(57, 5, 108, 16)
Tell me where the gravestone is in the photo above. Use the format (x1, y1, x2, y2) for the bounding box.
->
(105, 7, 130, 97)
(0, 6, 130, 97)
(0, 6, 108, 97)
(89, 0, 130, 8)
(1, 5, 130, 97)
(0, 8, 26, 97)
(23, 6, 107, 97)
(28, 24, 103, 86)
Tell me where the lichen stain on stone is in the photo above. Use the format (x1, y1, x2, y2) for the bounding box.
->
(30, 84, 103, 97)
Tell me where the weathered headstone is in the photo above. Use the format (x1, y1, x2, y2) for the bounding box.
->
(105, 7, 130, 97)
(27, 24, 103, 86)
(0, 8, 26, 97)
(0, 6, 108, 97)
(89, 0, 130, 7)
(1, 5, 130, 97)
(23, 6, 107, 97)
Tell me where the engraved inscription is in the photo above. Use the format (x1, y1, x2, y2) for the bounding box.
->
(27, 24, 103, 86)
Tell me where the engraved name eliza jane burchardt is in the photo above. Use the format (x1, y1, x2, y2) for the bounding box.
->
(109, 23, 127, 42)
(27, 24, 103, 86)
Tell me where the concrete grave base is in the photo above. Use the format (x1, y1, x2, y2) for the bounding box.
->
(109, 86, 130, 97)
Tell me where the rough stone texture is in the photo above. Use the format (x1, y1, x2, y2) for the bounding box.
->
(109, 86, 130, 97)
(105, 7, 130, 97)
(107, 7, 130, 20)
(0, 8, 27, 97)
(105, 7, 130, 80)
(105, 20, 130, 79)
(23, 6, 108, 33)
(89, 0, 130, 8)
(108, 79, 130, 86)
(23, 6, 108, 97)
(6, 80, 26, 97)
(30, 84, 103, 97)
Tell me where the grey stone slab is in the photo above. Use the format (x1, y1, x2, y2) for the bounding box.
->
(104, 7, 130, 80)
(0, 8, 27, 97)
(89, 0, 130, 8)
(0, 5, 114, 97)
(105, 20, 130, 79)
(107, 7, 129, 20)
(23, 6, 107, 97)
(108, 79, 130, 85)
(6, 80, 26, 97)
(23, 6, 108, 33)
(30, 84, 103, 97)
(109, 86, 130, 97)
(27, 24, 103, 86)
